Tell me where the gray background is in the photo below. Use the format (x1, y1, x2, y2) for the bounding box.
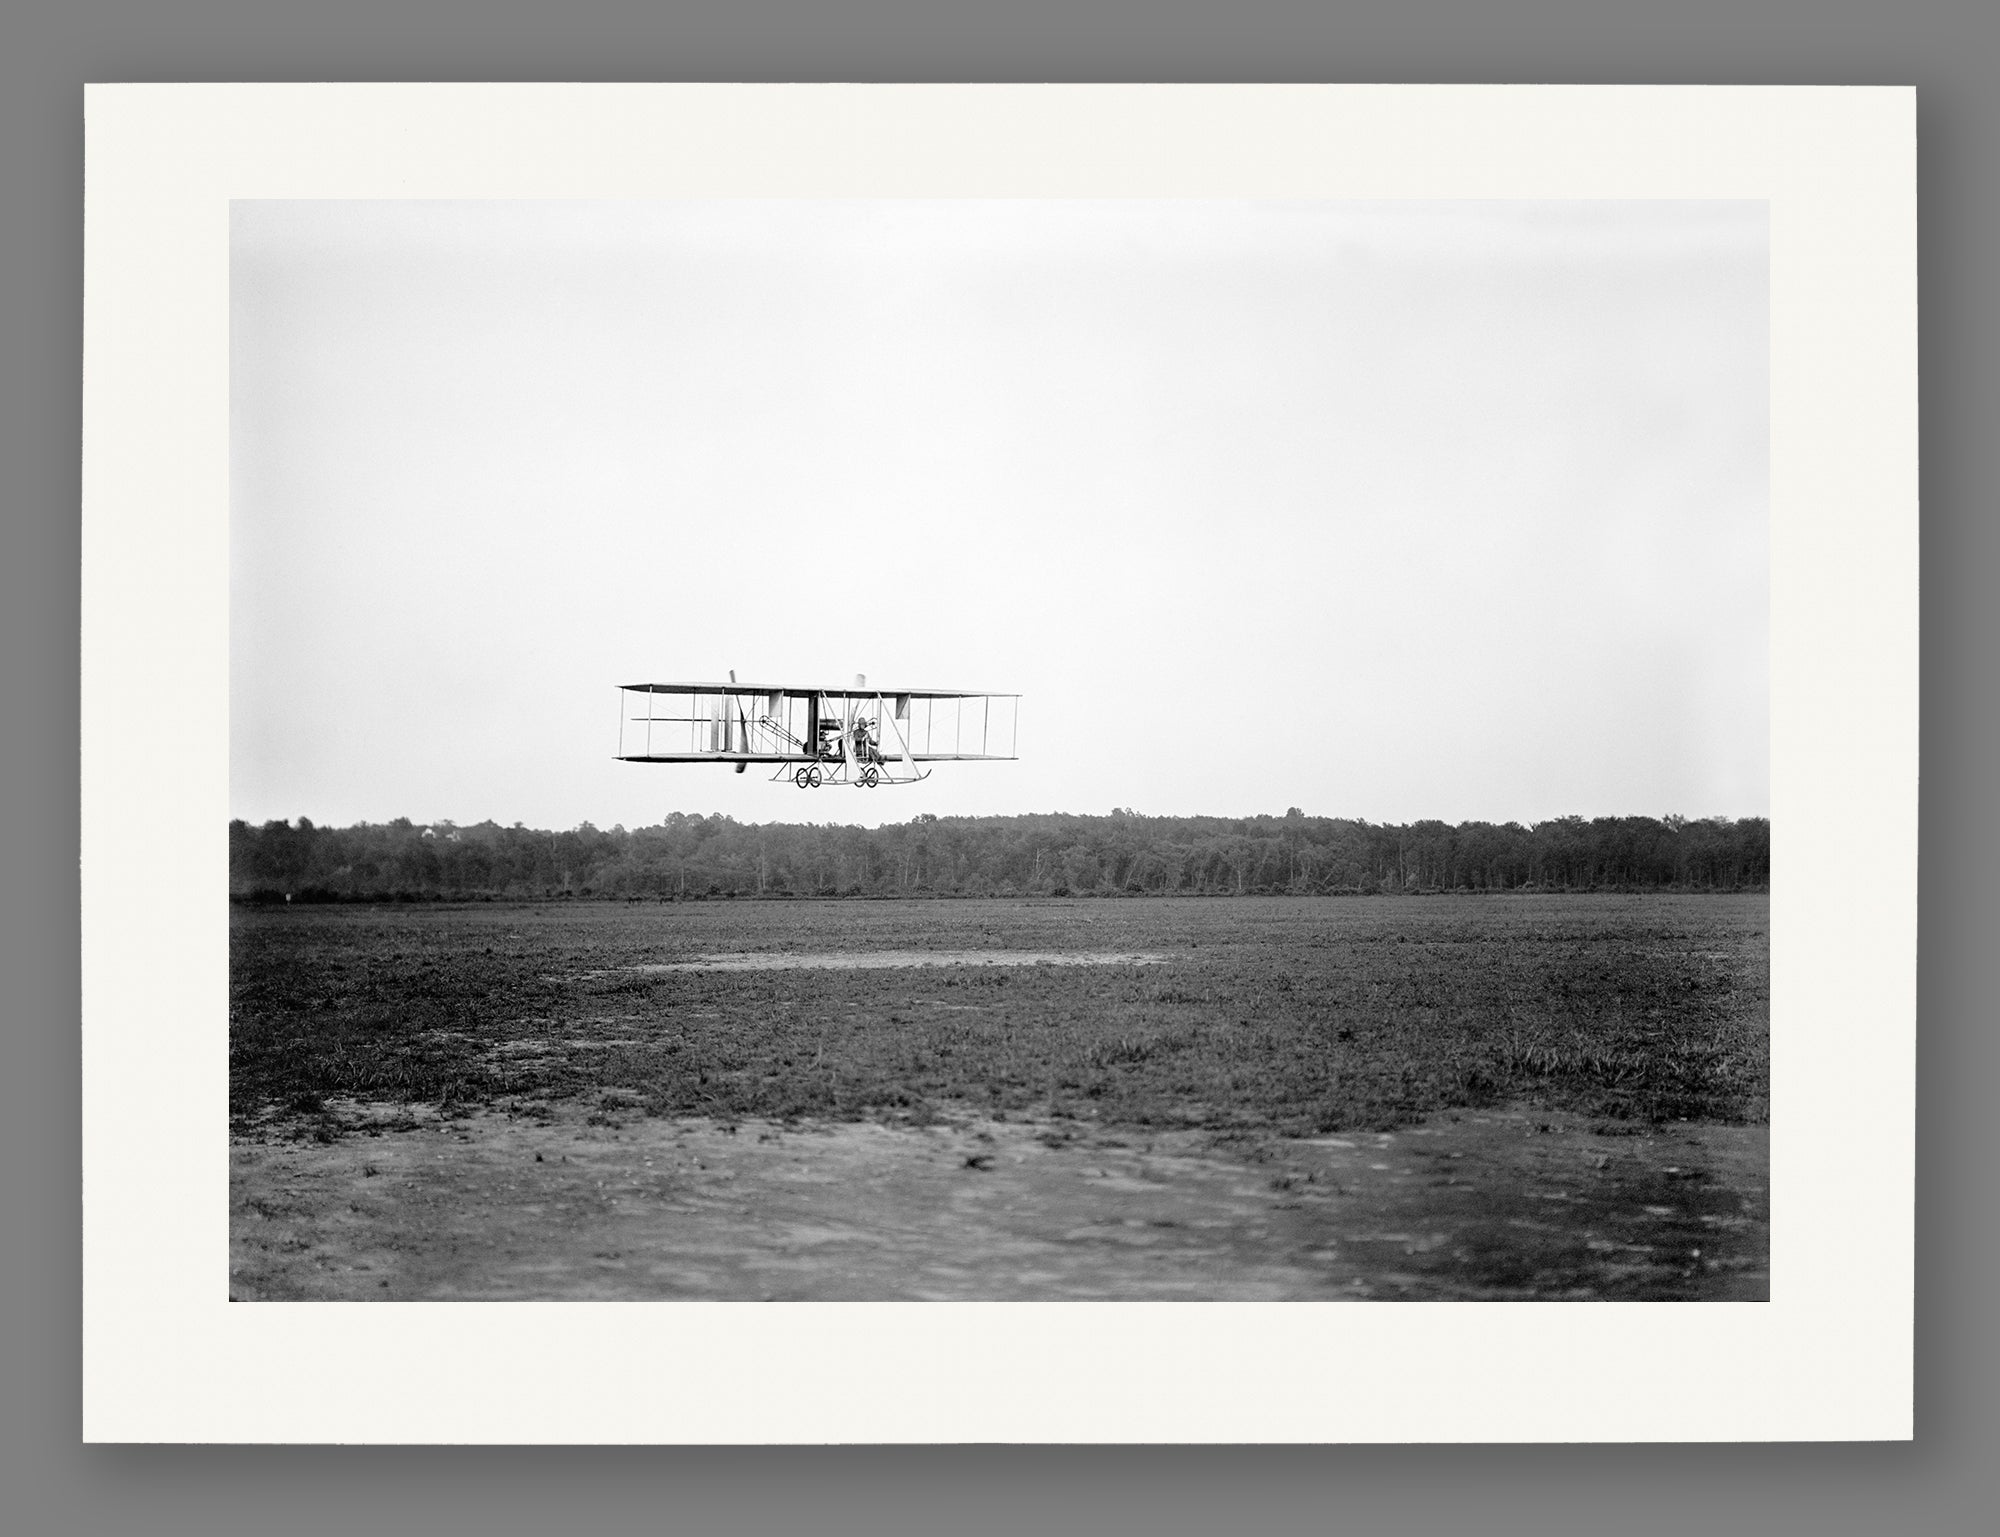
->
(4, 2, 1991, 1533)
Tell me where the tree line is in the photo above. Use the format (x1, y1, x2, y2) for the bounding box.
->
(230, 809, 1770, 902)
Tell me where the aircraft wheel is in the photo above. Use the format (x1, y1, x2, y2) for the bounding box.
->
(861, 766, 879, 788)
(793, 767, 811, 788)
(806, 765, 822, 789)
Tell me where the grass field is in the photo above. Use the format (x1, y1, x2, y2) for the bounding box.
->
(231, 894, 1768, 1300)
(231, 893, 1768, 1138)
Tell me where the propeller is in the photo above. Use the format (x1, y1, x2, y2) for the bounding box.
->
(730, 669, 748, 772)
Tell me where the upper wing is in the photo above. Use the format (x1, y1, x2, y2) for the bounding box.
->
(615, 684, 1019, 763)
(623, 681, 1014, 700)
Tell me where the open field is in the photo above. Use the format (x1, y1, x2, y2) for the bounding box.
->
(231, 894, 1768, 1300)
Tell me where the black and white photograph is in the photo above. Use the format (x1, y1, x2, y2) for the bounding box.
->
(225, 196, 1771, 1304)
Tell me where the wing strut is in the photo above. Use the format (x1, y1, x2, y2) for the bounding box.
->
(877, 692, 925, 782)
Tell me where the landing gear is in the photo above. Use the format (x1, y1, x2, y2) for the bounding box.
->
(786, 760, 894, 789)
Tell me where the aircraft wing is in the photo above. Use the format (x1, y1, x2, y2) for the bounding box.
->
(615, 683, 1018, 763)
(623, 681, 1014, 700)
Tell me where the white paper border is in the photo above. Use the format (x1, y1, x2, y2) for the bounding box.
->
(82, 84, 1916, 1442)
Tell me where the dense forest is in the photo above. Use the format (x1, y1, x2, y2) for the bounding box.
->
(229, 809, 1769, 902)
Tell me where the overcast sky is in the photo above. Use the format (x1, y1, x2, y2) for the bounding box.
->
(231, 200, 1767, 831)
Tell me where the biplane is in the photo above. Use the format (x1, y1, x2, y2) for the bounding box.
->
(616, 674, 1019, 788)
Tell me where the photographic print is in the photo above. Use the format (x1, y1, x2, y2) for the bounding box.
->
(84, 85, 1914, 1441)
(226, 198, 1770, 1303)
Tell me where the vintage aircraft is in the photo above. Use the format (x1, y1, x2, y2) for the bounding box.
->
(615, 673, 1018, 788)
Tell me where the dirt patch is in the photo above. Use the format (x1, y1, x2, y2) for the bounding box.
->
(633, 950, 1172, 973)
(231, 1101, 1765, 1301)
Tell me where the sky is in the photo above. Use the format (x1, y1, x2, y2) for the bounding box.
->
(230, 200, 1767, 831)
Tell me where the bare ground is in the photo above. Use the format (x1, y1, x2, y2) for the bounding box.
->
(231, 1100, 1765, 1301)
